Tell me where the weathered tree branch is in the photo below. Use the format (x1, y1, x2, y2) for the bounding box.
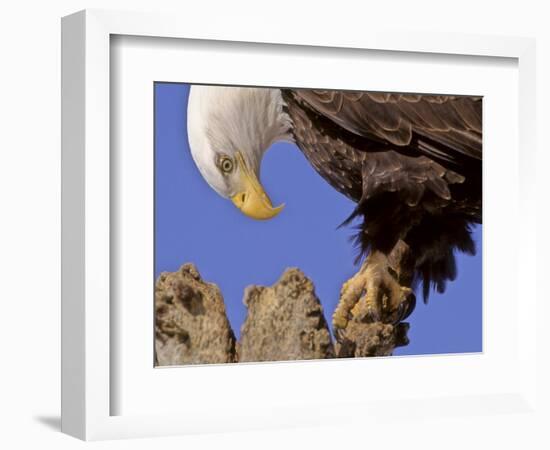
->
(155, 254, 413, 366)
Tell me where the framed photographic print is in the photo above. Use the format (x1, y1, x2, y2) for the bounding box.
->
(153, 82, 483, 366)
(62, 9, 539, 441)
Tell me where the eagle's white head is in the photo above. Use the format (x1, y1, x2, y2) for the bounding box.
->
(187, 85, 293, 220)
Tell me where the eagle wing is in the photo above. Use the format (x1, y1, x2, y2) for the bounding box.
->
(282, 89, 482, 298)
(289, 90, 482, 164)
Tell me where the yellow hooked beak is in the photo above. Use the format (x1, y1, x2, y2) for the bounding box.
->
(231, 152, 284, 220)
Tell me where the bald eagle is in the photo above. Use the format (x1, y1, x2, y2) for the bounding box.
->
(187, 86, 481, 329)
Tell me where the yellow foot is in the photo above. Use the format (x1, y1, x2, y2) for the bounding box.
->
(332, 267, 368, 329)
(332, 251, 416, 331)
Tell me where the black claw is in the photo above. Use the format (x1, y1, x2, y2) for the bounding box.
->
(402, 293, 417, 321)
(334, 327, 346, 342)
(392, 292, 416, 324)
(393, 303, 406, 324)
(363, 307, 381, 323)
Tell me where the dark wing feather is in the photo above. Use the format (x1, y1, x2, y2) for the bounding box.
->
(290, 90, 482, 163)
(282, 89, 482, 301)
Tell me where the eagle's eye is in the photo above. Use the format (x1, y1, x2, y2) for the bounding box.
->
(219, 156, 234, 174)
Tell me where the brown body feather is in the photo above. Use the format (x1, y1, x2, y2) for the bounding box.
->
(281, 89, 482, 300)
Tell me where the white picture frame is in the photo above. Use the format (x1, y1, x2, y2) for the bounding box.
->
(61, 9, 538, 441)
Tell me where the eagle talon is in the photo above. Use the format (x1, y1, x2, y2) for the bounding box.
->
(393, 291, 416, 323)
(332, 309, 350, 330)
(351, 298, 381, 323)
(360, 305, 382, 323)
(367, 307, 382, 323)
(393, 300, 410, 325)
(333, 249, 415, 329)
(394, 302, 407, 324)
(333, 327, 347, 343)
(331, 263, 369, 331)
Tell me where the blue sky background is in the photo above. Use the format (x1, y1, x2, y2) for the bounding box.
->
(154, 82, 482, 356)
